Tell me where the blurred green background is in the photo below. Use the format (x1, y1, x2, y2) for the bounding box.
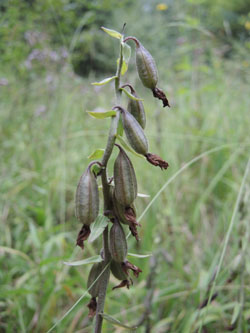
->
(0, 0, 250, 332)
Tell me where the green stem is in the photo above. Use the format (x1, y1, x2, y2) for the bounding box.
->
(95, 34, 124, 333)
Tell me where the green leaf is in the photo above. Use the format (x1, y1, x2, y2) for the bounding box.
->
(91, 76, 117, 86)
(89, 215, 109, 243)
(120, 88, 143, 101)
(231, 302, 241, 325)
(92, 164, 102, 176)
(88, 149, 104, 160)
(116, 59, 128, 76)
(138, 193, 150, 198)
(116, 135, 144, 159)
(101, 27, 122, 39)
(99, 312, 137, 330)
(87, 110, 116, 119)
(122, 42, 131, 64)
(63, 255, 102, 266)
(128, 253, 152, 258)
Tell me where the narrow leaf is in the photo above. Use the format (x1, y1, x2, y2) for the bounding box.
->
(88, 149, 105, 160)
(122, 42, 131, 64)
(89, 215, 109, 243)
(87, 110, 116, 119)
(99, 312, 137, 330)
(63, 255, 102, 266)
(231, 302, 241, 325)
(101, 27, 122, 39)
(128, 253, 152, 258)
(91, 76, 117, 86)
(92, 164, 102, 177)
(120, 88, 143, 101)
(116, 135, 144, 159)
(116, 58, 128, 76)
(138, 193, 150, 198)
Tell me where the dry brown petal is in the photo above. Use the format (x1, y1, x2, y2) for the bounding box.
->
(87, 297, 97, 317)
(124, 207, 141, 241)
(76, 224, 91, 250)
(152, 87, 170, 107)
(145, 153, 169, 170)
(122, 261, 142, 278)
(112, 280, 130, 290)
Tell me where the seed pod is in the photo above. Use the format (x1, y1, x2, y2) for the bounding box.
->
(118, 107, 148, 155)
(124, 36, 170, 107)
(75, 163, 99, 225)
(114, 144, 137, 206)
(109, 221, 128, 263)
(122, 84, 146, 129)
(136, 42, 158, 90)
(110, 260, 128, 281)
(87, 262, 103, 297)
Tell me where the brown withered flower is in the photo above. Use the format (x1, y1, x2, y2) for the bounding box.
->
(124, 206, 141, 241)
(87, 297, 97, 317)
(122, 260, 142, 278)
(76, 224, 91, 249)
(145, 153, 169, 170)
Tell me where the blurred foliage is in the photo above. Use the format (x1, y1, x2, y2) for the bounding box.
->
(0, 0, 249, 78)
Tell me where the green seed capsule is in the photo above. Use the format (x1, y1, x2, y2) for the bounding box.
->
(114, 144, 137, 206)
(136, 42, 158, 90)
(110, 260, 128, 281)
(109, 221, 128, 263)
(121, 108, 148, 155)
(87, 262, 103, 297)
(75, 164, 99, 225)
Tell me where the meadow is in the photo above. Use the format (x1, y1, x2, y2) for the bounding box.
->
(1, 1, 250, 332)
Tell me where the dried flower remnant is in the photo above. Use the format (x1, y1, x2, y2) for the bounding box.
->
(122, 260, 142, 278)
(111, 260, 131, 290)
(76, 224, 91, 249)
(146, 153, 169, 170)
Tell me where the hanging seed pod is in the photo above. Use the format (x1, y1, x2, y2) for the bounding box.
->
(121, 84, 146, 129)
(114, 107, 169, 170)
(75, 162, 100, 225)
(115, 107, 148, 155)
(110, 260, 131, 290)
(112, 192, 141, 241)
(87, 262, 104, 297)
(124, 36, 170, 108)
(75, 161, 101, 249)
(109, 220, 128, 263)
(87, 262, 104, 317)
(114, 144, 137, 206)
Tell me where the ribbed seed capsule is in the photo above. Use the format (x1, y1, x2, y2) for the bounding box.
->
(110, 260, 128, 281)
(87, 262, 103, 297)
(119, 108, 148, 155)
(75, 163, 99, 225)
(114, 144, 137, 206)
(122, 84, 146, 129)
(136, 42, 158, 90)
(109, 221, 128, 263)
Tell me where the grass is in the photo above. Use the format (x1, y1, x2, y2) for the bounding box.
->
(0, 48, 250, 333)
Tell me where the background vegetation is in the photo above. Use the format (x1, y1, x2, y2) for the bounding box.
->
(0, 0, 250, 332)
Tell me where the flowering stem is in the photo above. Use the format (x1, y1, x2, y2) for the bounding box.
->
(94, 33, 124, 333)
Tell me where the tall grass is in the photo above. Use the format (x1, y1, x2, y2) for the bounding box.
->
(0, 46, 249, 332)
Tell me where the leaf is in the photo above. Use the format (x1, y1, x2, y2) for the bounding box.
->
(63, 255, 102, 266)
(128, 253, 152, 258)
(99, 312, 137, 330)
(116, 59, 128, 76)
(116, 135, 144, 159)
(92, 164, 102, 176)
(231, 302, 241, 325)
(101, 27, 122, 39)
(138, 193, 150, 198)
(88, 149, 104, 160)
(120, 88, 143, 101)
(122, 42, 131, 64)
(89, 215, 109, 243)
(87, 110, 116, 119)
(91, 76, 117, 86)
